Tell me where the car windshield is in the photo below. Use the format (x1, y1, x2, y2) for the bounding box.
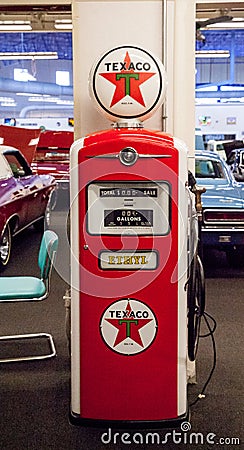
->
(195, 158, 226, 179)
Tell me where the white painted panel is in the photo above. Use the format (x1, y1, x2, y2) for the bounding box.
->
(72, 1, 163, 137)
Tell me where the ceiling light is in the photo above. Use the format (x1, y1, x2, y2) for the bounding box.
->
(195, 98, 221, 105)
(206, 20, 244, 29)
(55, 20, 72, 30)
(28, 96, 59, 103)
(1, 102, 17, 107)
(16, 93, 44, 97)
(56, 99, 74, 105)
(220, 86, 244, 91)
(0, 52, 58, 60)
(196, 86, 218, 92)
(0, 97, 15, 102)
(0, 20, 32, 31)
(195, 50, 230, 58)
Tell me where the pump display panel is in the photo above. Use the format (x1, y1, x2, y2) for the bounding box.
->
(87, 181, 171, 235)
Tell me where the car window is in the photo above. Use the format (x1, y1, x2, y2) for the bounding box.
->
(216, 143, 224, 151)
(195, 158, 226, 179)
(4, 154, 26, 178)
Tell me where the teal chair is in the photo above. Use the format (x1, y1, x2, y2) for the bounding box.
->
(0, 230, 58, 363)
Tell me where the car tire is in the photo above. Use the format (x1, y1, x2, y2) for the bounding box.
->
(0, 223, 12, 270)
(226, 246, 244, 268)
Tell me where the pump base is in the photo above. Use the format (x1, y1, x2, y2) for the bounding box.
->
(69, 409, 190, 429)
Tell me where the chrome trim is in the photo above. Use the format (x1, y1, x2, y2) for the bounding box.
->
(201, 227, 244, 232)
(12, 215, 45, 237)
(119, 147, 138, 166)
(112, 121, 143, 129)
(85, 154, 172, 159)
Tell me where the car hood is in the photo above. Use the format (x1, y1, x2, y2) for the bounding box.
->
(0, 125, 41, 164)
(197, 180, 244, 209)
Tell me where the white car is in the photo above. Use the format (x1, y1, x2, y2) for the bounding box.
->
(206, 140, 231, 160)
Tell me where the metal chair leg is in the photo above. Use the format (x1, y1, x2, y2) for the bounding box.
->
(0, 332, 56, 363)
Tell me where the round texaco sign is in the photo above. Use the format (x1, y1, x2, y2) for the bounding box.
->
(89, 45, 167, 122)
(100, 298, 158, 355)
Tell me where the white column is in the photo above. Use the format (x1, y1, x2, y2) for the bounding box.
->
(170, 0, 196, 171)
(72, 0, 164, 138)
(72, 0, 196, 161)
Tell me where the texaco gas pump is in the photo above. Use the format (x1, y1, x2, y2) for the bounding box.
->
(70, 46, 204, 426)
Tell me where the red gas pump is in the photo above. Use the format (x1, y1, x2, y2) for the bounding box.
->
(70, 46, 202, 426)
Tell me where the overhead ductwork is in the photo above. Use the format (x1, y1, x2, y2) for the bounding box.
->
(0, 77, 73, 97)
(19, 105, 73, 118)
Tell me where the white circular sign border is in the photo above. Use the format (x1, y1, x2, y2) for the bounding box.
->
(100, 297, 158, 356)
(90, 45, 166, 122)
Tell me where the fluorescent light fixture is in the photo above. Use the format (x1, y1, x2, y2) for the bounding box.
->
(222, 97, 244, 103)
(55, 20, 72, 30)
(55, 23, 73, 30)
(196, 86, 218, 92)
(195, 98, 221, 105)
(16, 92, 44, 97)
(220, 86, 244, 91)
(0, 20, 32, 31)
(28, 96, 59, 103)
(206, 20, 244, 29)
(195, 50, 230, 58)
(0, 52, 58, 60)
(56, 99, 74, 105)
(1, 102, 17, 107)
(0, 25, 32, 31)
(0, 97, 15, 102)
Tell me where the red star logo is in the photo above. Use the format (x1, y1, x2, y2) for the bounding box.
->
(99, 51, 156, 107)
(105, 301, 153, 348)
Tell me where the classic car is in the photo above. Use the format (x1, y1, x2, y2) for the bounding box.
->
(226, 148, 244, 182)
(0, 145, 56, 269)
(195, 150, 244, 266)
(32, 130, 73, 180)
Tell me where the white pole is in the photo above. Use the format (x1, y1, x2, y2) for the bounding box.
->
(72, 0, 164, 139)
(172, 0, 196, 172)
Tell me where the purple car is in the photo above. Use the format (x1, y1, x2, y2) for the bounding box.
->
(0, 145, 56, 269)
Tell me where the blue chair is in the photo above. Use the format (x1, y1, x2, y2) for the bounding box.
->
(0, 230, 58, 363)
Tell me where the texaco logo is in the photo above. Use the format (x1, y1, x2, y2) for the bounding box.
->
(89, 45, 167, 122)
(100, 298, 158, 355)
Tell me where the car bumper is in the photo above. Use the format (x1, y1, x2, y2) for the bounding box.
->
(200, 227, 244, 247)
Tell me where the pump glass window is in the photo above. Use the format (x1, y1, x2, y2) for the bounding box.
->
(87, 182, 171, 235)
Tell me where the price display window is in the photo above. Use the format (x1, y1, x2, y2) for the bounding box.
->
(87, 181, 171, 236)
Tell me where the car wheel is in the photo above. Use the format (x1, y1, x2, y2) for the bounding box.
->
(226, 246, 244, 268)
(0, 224, 12, 270)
